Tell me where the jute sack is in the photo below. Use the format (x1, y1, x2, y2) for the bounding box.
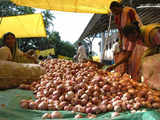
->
(141, 53, 160, 90)
(0, 60, 45, 89)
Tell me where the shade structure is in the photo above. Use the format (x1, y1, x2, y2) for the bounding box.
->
(0, 13, 46, 38)
(11, 0, 121, 14)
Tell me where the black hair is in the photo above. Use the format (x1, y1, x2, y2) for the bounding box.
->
(116, 38, 119, 42)
(2, 32, 15, 45)
(122, 21, 140, 37)
(39, 55, 44, 60)
(78, 41, 82, 46)
(110, 1, 122, 9)
(2, 32, 16, 59)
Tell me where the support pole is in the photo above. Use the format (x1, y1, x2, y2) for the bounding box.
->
(102, 14, 112, 60)
(0, 17, 2, 24)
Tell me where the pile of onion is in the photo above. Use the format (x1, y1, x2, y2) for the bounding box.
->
(20, 59, 160, 115)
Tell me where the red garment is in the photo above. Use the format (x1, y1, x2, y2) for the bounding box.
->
(115, 9, 136, 32)
(114, 7, 143, 51)
(113, 7, 146, 81)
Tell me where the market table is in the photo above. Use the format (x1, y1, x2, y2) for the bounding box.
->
(0, 89, 160, 120)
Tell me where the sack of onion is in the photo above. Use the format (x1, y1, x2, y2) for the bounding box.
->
(0, 60, 45, 89)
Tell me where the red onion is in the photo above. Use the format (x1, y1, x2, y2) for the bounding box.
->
(51, 111, 62, 119)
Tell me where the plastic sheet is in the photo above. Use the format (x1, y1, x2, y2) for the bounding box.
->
(1, 89, 160, 120)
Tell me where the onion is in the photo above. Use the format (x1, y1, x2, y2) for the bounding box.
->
(20, 101, 29, 109)
(59, 95, 65, 101)
(88, 86, 94, 91)
(42, 113, 51, 119)
(111, 112, 120, 118)
(93, 91, 99, 97)
(99, 81, 105, 87)
(43, 89, 49, 96)
(81, 98, 88, 105)
(92, 97, 99, 104)
(65, 91, 75, 101)
(48, 104, 55, 110)
(101, 100, 108, 104)
(74, 114, 83, 118)
(92, 106, 101, 114)
(77, 89, 84, 96)
(127, 104, 133, 110)
(131, 110, 137, 113)
(56, 84, 64, 91)
(59, 101, 67, 109)
(128, 88, 135, 94)
(64, 105, 72, 111)
(121, 102, 127, 110)
(48, 88, 54, 94)
(87, 113, 96, 119)
(107, 104, 113, 111)
(38, 102, 48, 110)
(133, 102, 140, 110)
(114, 105, 122, 112)
(81, 94, 88, 100)
(52, 90, 60, 96)
(51, 111, 62, 119)
(86, 102, 93, 107)
(99, 104, 107, 112)
(152, 103, 160, 108)
(29, 102, 37, 109)
(86, 107, 92, 113)
(85, 90, 92, 96)
(52, 95, 58, 100)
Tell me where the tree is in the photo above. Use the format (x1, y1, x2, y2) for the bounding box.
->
(59, 41, 76, 58)
(42, 10, 55, 34)
(49, 32, 76, 57)
(0, 1, 35, 17)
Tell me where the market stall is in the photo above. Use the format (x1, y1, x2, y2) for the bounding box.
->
(1, 0, 160, 120)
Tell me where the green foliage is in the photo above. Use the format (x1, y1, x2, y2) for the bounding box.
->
(41, 10, 55, 34)
(59, 41, 76, 58)
(0, 1, 35, 17)
(49, 32, 76, 58)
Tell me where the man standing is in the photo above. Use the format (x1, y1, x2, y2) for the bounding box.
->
(76, 42, 88, 63)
